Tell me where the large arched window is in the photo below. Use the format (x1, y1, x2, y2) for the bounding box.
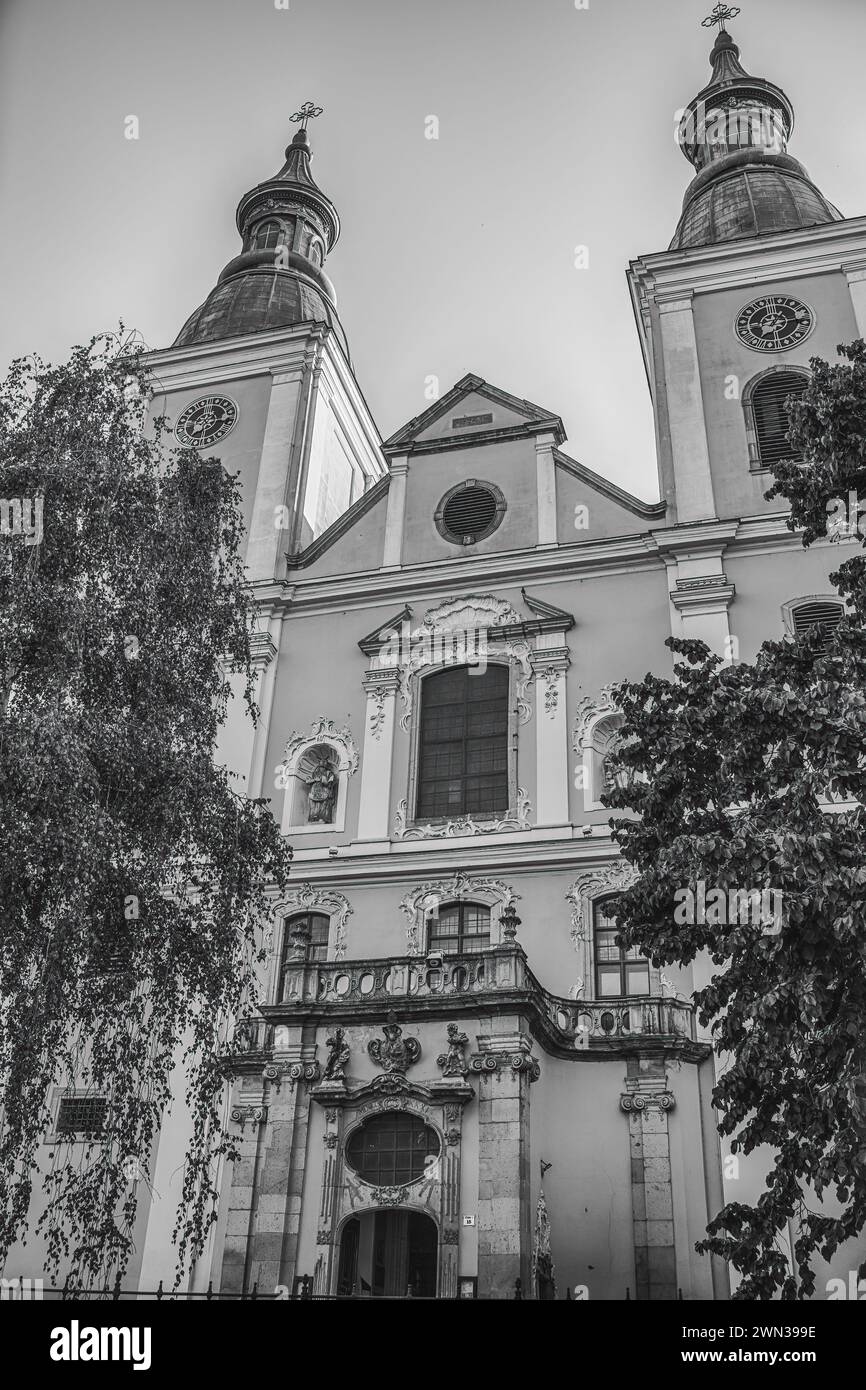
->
(744, 368, 809, 471)
(428, 901, 490, 956)
(416, 664, 509, 820)
(593, 898, 649, 998)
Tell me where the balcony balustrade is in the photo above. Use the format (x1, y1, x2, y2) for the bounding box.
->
(238, 946, 698, 1057)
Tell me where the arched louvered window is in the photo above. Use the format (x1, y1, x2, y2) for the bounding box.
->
(416, 664, 509, 820)
(746, 369, 809, 471)
(790, 599, 844, 652)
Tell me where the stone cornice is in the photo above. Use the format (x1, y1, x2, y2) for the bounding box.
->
(629, 215, 866, 298)
(249, 513, 820, 620)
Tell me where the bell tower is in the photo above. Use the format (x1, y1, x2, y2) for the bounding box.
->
(628, 6, 866, 530)
(146, 102, 385, 583)
(626, 6, 866, 655)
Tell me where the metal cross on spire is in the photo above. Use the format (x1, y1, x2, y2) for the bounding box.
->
(701, 3, 741, 32)
(290, 101, 324, 132)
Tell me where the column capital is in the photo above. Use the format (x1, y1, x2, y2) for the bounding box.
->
(529, 646, 570, 675)
(620, 1091, 676, 1113)
(362, 666, 402, 695)
(249, 632, 278, 668)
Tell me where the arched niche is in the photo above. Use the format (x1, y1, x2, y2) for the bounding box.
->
(279, 718, 358, 836)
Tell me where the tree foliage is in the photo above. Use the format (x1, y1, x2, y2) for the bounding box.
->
(605, 341, 866, 1299)
(0, 333, 292, 1287)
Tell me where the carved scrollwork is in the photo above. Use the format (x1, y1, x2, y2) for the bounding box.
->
(372, 1185, 409, 1207)
(399, 875, 520, 956)
(368, 1013, 421, 1074)
(230, 1104, 267, 1127)
(565, 861, 636, 954)
(393, 595, 535, 732)
(441, 1228, 459, 1245)
(468, 1053, 540, 1082)
(620, 1092, 676, 1113)
(394, 791, 532, 841)
(262, 1060, 320, 1091)
(273, 883, 353, 961)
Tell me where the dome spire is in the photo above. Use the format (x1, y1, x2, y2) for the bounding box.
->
(173, 101, 349, 355)
(670, 9, 842, 250)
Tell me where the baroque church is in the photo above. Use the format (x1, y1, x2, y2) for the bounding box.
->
(11, 16, 866, 1300)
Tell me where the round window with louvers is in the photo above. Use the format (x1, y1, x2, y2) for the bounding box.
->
(435, 479, 506, 546)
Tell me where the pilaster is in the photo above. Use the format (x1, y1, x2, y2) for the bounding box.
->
(530, 643, 570, 825)
(535, 432, 558, 547)
(475, 1016, 536, 1299)
(620, 1058, 677, 1301)
(382, 456, 408, 568)
(657, 293, 716, 523)
(357, 667, 401, 843)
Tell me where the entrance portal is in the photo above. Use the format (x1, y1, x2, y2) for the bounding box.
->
(337, 1210, 438, 1298)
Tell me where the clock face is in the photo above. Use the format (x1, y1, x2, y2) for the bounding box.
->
(735, 296, 815, 353)
(174, 395, 238, 448)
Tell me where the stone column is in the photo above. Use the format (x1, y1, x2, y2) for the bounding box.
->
(357, 667, 401, 843)
(620, 1058, 677, 1301)
(220, 1102, 269, 1295)
(530, 644, 570, 826)
(474, 1018, 536, 1299)
(657, 294, 716, 523)
(535, 432, 558, 547)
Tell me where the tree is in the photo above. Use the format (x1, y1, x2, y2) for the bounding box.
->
(0, 333, 293, 1288)
(604, 340, 866, 1299)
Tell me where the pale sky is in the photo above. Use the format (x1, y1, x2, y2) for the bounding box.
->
(1, 0, 864, 501)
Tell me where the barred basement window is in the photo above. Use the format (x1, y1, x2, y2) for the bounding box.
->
(56, 1096, 107, 1136)
(416, 664, 509, 819)
(745, 369, 809, 470)
(435, 479, 506, 545)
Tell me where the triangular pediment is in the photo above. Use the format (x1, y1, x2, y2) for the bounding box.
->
(382, 374, 565, 457)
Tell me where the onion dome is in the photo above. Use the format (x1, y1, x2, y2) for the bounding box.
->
(174, 107, 349, 356)
(671, 24, 842, 251)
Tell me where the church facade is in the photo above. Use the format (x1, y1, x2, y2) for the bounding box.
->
(8, 19, 866, 1300)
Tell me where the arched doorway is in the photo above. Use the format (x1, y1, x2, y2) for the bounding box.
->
(337, 1210, 438, 1298)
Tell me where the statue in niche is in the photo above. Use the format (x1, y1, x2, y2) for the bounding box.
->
(323, 1027, 350, 1081)
(437, 1022, 469, 1078)
(306, 754, 338, 824)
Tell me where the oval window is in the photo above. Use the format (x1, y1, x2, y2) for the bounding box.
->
(345, 1113, 440, 1186)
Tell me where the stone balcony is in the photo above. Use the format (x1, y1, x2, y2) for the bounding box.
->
(239, 944, 705, 1063)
